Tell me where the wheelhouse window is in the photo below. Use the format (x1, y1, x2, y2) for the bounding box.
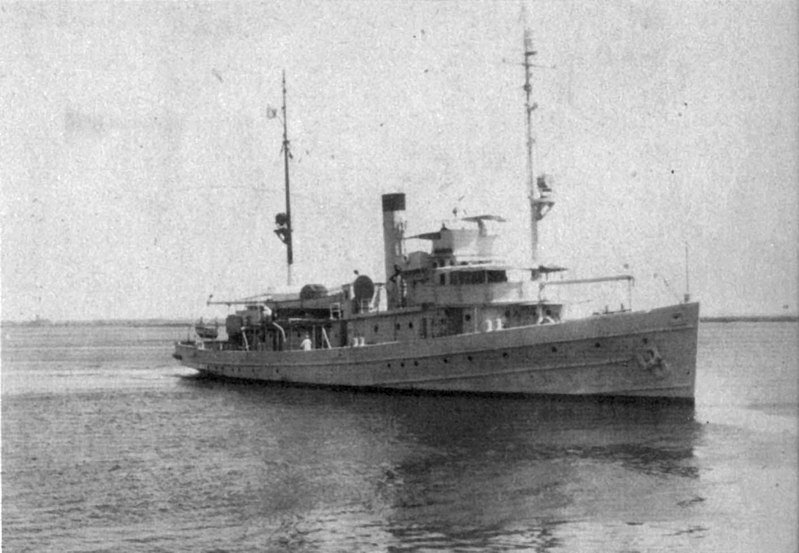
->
(451, 271, 481, 285)
(448, 269, 508, 285)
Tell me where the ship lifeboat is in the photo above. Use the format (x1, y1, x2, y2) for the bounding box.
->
(194, 321, 219, 340)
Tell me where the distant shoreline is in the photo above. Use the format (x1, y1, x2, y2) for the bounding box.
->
(699, 315, 798, 323)
(1, 319, 193, 328)
(2, 315, 797, 327)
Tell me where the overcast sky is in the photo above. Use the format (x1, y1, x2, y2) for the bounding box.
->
(2, 1, 797, 321)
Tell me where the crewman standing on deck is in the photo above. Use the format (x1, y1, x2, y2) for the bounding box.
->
(300, 333, 312, 351)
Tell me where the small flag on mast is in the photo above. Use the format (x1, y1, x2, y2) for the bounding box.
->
(266, 106, 278, 119)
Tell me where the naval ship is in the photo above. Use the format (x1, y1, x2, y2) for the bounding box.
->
(173, 24, 699, 401)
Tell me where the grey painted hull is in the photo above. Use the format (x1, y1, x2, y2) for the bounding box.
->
(174, 302, 699, 400)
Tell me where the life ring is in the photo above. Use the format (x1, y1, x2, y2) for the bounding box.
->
(636, 345, 668, 378)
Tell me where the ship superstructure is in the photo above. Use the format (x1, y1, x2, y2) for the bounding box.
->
(174, 188, 698, 400)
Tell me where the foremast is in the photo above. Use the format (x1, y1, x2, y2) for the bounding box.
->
(522, 9, 554, 267)
(273, 70, 294, 286)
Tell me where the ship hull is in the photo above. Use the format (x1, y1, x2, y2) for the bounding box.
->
(174, 302, 699, 401)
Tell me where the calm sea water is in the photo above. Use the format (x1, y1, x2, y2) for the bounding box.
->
(2, 322, 797, 552)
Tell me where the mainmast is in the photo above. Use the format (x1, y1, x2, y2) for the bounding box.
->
(273, 70, 294, 286)
(522, 7, 554, 266)
(523, 26, 536, 210)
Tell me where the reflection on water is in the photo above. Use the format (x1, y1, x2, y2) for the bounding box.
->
(170, 378, 702, 551)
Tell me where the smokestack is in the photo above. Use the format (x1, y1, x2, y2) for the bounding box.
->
(382, 193, 406, 309)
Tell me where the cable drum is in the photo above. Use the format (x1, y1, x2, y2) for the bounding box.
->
(300, 284, 328, 300)
(353, 275, 375, 301)
(225, 315, 243, 337)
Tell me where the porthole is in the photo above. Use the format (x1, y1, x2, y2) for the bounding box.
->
(414, 360, 419, 366)
(502, 352, 509, 358)
(443, 358, 449, 364)
(400, 362, 405, 368)
(595, 342, 601, 348)
(395, 323, 401, 330)
(408, 322, 414, 329)
(465, 314, 472, 322)
(374, 325, 379, 333)
(467, 355, 473, 362)
(551, 346, 558, 353)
